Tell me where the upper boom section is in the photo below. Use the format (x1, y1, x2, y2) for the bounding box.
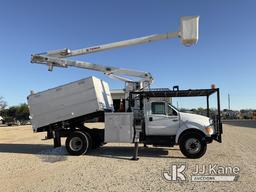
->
(36, 16, 199, 58)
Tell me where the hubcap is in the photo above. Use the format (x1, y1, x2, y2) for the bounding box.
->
(185, 138, 201, 154)
(69, 137, 83, 151)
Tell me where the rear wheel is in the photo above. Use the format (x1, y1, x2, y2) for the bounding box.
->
(65, 131, 92, 155)
(179, 133, 207, 159)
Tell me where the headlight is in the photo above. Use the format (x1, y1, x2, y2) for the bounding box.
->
(205, 126, 214, 135)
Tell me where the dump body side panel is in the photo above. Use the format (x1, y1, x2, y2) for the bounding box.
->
(28, 76, 113, 132)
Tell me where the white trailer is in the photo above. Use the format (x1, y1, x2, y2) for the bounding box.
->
(29, 16, 222, 159)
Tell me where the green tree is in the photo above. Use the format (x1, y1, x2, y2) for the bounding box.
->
(0, 103, 30, 122)
(0, 96, 7, 111)
(16, 103, 30, 121)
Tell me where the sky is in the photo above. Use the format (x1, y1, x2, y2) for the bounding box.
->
(0, 0, 255, 110)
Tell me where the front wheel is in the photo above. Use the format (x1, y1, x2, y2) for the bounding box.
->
(179, 133, 207, 159)
(65, 131, 92, 155)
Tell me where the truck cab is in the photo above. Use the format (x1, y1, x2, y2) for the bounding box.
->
(145, 97, 179, 136)
(137, 97, 215, 158)
(145, 98, 214, 139)
(124, 88, 223, 159)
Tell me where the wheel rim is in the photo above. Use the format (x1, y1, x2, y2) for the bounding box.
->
(185, 138, 201, 154)
(69, 137, 83, 152)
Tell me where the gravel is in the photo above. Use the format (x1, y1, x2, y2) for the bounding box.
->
(0, 124, 255, 192)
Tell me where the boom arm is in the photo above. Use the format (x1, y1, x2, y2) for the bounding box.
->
(42, 32, 180, 58)
(31, 54, 153, 83)
(31, 16, 199, 84)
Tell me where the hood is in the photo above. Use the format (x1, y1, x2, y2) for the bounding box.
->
(179, 112, 210, 127)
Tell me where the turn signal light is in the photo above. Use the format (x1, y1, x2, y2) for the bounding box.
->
(205, 127, 214, 135)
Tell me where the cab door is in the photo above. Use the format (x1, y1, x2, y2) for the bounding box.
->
(145, 102, 179, 136)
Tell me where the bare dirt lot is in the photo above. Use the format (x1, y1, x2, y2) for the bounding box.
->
(0, 124, 255, 192)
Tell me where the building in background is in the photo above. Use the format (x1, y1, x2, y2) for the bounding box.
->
(222, 109, 240, 119)
(0, 116, 4, 124)
(240, 109, 256, 119)
(111, 89, 125, 112)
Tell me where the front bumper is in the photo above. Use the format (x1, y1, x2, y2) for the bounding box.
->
(205, 117, 223, 143)
(205, 136, 213, 144)
(205, 130, 222, 144)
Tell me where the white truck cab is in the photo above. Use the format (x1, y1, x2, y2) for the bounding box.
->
(121, 88, 223, 159)
(131, 97, 212, 158)
(145, 98, 214, 140)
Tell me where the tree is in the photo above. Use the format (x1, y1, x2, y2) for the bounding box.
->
(0, 96, 7, 111)
(0, 103, 30, 123)
(16, 103, 30, 121)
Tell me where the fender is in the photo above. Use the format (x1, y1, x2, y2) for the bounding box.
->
(175, 120, 207, 144)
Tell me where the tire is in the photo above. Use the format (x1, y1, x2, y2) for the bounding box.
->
(65, 131, 92, 156)
(179, 133, 207, 159)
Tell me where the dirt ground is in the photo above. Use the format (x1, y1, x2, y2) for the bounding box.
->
(0, 123, 255, 192)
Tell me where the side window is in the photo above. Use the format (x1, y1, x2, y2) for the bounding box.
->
(151, 102, 165, 115)
(168, 106, 178, 116)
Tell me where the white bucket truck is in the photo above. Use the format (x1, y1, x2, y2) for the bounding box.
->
(28, 16, 222, 159)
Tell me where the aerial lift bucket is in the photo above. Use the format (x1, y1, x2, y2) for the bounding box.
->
(180, 16, 199, 46)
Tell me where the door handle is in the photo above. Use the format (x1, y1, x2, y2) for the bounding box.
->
(172, 119, 178, 122)
(149, 117, 153, 121)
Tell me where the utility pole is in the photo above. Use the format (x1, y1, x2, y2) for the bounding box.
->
(228, 94, 231, 110)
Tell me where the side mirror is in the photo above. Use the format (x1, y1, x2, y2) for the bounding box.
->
(180, 16, 199, 46)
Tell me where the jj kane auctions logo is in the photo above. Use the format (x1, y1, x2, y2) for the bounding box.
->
(162, 163, 240, 183)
